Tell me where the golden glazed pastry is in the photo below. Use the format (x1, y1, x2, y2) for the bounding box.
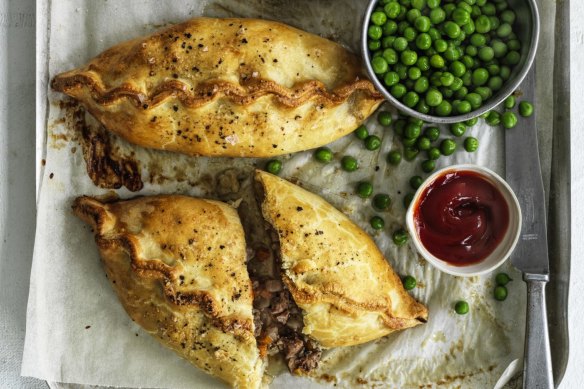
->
(52, 18, 383, 157)
(255, 171, 428, 348)
(72, 195, 264, 389)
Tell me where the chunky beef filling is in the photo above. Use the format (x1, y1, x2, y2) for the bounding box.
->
(220, 170, 321, 374)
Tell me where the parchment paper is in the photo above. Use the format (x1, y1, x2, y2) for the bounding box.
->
(23, 0, 557, 388)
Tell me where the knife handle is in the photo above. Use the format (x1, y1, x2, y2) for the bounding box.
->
(524, 278, 554, 389)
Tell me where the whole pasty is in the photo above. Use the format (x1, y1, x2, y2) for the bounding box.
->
(52, 18, 383, 158)
(73, 195, 264, 389)
(255, 171, 428, 348)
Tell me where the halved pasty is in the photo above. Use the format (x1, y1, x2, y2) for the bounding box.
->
(73, 195, 264, 389)
(255, 171, 428, 348)
(52, 17, 383, 158)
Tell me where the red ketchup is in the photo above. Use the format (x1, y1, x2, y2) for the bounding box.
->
(413, 170, 510, 266)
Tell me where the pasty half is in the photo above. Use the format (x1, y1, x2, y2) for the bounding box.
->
(255, 171, 428, 348)
(52, 17, 383, 158)
(73, 195, 264, 389)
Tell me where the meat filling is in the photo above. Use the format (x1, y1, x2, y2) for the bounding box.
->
(219, 169, 322, 374)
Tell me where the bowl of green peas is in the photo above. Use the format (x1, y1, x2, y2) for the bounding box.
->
(361, 0, 539, 123)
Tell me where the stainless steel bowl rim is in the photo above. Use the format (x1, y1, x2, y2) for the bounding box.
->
(360, 0, 540, 124)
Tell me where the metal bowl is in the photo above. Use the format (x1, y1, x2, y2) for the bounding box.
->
(361, 0, 540, 124)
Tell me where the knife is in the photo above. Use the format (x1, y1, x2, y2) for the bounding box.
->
(505, 67, 554, 388)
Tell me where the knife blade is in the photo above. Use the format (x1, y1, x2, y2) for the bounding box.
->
(504, 67, 554, 389)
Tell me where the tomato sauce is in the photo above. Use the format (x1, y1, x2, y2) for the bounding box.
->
(413, 170, 510, 266)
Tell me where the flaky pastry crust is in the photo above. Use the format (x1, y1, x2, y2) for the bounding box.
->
(73, 195, 264, 389)
(255, 171, 428, 348)
(52, 18, 383, 157)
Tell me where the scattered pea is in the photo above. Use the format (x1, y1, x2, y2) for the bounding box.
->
(365, 135, 382, 150)
(519, 101, 534, 117)
(370, 215, 385, 230)
(265, 159, 282, 175)
(314, 147, 333, 163)
(501, 111, 518, 129)
(494, 285, 508, 301)
(341, 156, 358, 172)
(410, 175, 424, 190)
(393, 229, 409, 246)
(378, 111, 393, 126)
(464, 137, 479, 152)
(373, 193, 392, 210)
(356, 181, 373, 198)
(440, 139, 457, 156)
(403, 275, 417, 290)
(455, 300, 470, 315)
(495, 272, 513, 286)
(387, 150, 402, 165)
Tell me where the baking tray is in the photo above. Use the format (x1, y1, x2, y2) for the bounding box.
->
(33, 0, 571, 386)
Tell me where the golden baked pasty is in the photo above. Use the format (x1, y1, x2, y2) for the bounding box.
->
(73, 195, 264, 389)
(52, 17, 383, 158)
(255, 171, 428, 348)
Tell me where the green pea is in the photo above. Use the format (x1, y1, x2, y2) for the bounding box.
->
(402, 275, 417, 290)
(403, 193, 414, 208)
(519, 101, 534, 117)
(494, 285, 508, 301)
(341, 156, 358, 172)
(474, 87, 492, 101)
(475, 15, 491, 34)
(450, 123, 466, 137)
(403, 26, 418, 42)
(455, 86, 468, 99)
(384, 71, 400, 87)
(382, 48, 398, 65)
(430, 54, 445, 68)
(492, 40, 508, 59)
(424, 126, 440, 142)
(409, 175, 423, 190)
(416, 99, 431, 114)
(428, 7, 445, 24)
(452, 8, 471, 25)
(427, 0, 440, 8)
(464, 137, 479, 152)
(501, 111, 518, 129)
(487, 77, 502, 93)
(481, 3, 496, 16)
(435, 100, 452, 116)
(505, 51, 521, 65)
(470, 33, 486, 47)
(450, 61, 466, 78)
(370, 215, 385, 230)
(387, 150, 402, 165)
(393, 37, 409, 52)
(478, 46, 494, 62)
(384, 2, 401, 18)
(494, 273, 513, 286)
(265, 159, 282, 175)
(496, 23, 512, 38)
(508, 39, 521, 52)
(444, 21, 461, 39)
(427, 147, 441, 160)
(415, 33, 432, 50)
(465, 117, 478, 126)
(403, 91, 420, 108)
(371, 56, 389, 74)
(421, 159, 436, 173)
(485, 111, 501, 126)
(365, 135, 382, 150)
(373, 193, 391, 210)
(471, 68, 489, 86)
(382, 20, 399, 36)
(382, 35, 396, 48)
(500, 10, 516, 24)
(454, 300, 469, 315)
(440, 138, 457, 155)
(354, 125, 368, 140)
(407, 8, 422, 23)
(414, 15, 431, 32)
(314, 147, 333, 163)
(489, 15, 500, 30)
(371, 11, 387, 26)
(434, 39, 448, 53)
(440, 72, 455, 87)
(425, 88, 443, 107)
(417, 56, 430, 71)
(461, 55, 474, 69)
(368, 40, 381, 51)
(465, 45, 478, 57)
(444, 3, 456, 17)
(455, 100, 472, 114)
(458, 2, 472, 12)
(378, 111, 393, 126)
(368, 25, 383, 40)
(465, 93, 483, 109)
(356, 181, 373, 198)
(417, 136, 431, 151)
(404, 146, 419, 161)
(404, 122, 421, 139)
(462, 18, 476, 34)
(395, 63, 408, 80)
(488, 64, 501, 76)
(392, 229, 409, 246)
(414, 76, 430, 93)
(499, 65, 511, 80)
(391, 83, 407, 98)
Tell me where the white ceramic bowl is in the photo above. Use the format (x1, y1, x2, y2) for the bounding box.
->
(405, 164, 522, 277)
